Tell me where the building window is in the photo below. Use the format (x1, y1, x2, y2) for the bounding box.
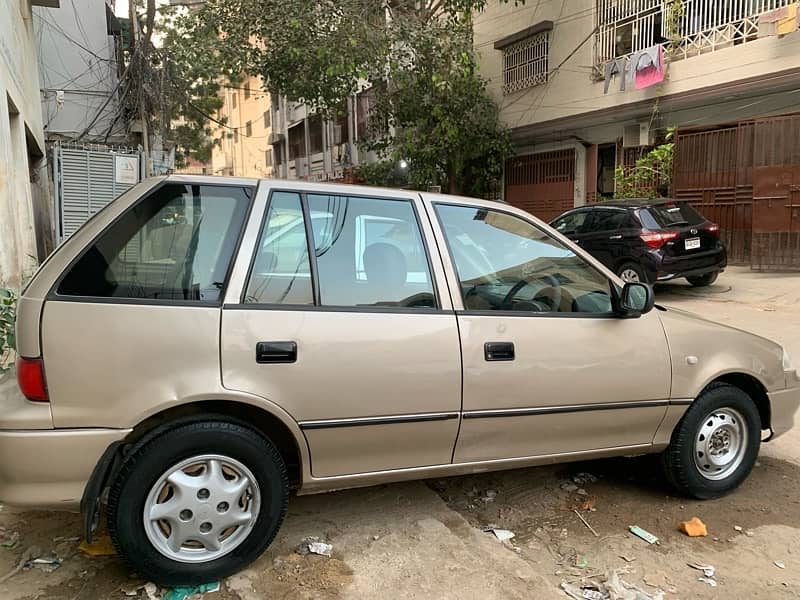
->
(309, 114, 324, 154)
(263, 110, 271, 129)
(288, 122, 306, 160)
(245, 121, 252, 137)
(265, 149, 273, 167)
(233, 129, 239, 144)
(244, 83, 250, 99)
(500, 30, 549, 95)
(231, 92, 238, 109)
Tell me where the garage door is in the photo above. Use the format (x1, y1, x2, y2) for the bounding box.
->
(505, 149, 575, 222)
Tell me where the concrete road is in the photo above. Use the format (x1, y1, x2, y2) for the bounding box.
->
(0, 266, 798, 599)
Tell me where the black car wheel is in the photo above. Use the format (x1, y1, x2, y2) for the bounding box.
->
(616, 262, 647, 284)
(107, 419, 289, 586)
(687, 272, 719, 287)
(660, 383, 760, 499)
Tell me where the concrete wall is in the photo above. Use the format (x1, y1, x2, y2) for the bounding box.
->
(0, 0, 51, 289)
(474, 2, 800, 137)
(33, 0, 123, 143)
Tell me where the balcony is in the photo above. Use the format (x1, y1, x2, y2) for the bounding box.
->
(595, 0, 796, 69)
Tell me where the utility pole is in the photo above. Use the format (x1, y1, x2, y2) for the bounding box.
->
(129, 0, 151, 177)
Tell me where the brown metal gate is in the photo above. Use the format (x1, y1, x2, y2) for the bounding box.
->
(751, 115, 800, 270)
(505, 149, 575, 222)
(673, 126, 752, 263)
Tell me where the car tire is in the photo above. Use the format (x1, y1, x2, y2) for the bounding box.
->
(660, 383, 761, 499)
(687, 272, 719, 287)
(107, 418, 289, 586)
(616, 262, 647, 284)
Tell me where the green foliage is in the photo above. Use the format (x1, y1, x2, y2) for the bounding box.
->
(193, 0, 517, 194)
(614, 130, 675, 199)
(0, 287, 16, 375)
(355, 160, 410, 188)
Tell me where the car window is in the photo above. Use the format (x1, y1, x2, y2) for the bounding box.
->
(587, 209, 631, 233)
(58, 183, 250, 302)
(307, 194, 436, 308)
(645, 202, 705, 228)
(436, 204, 613, 314)
(551, 210, 588, 235)
(244, 192, 314, 305)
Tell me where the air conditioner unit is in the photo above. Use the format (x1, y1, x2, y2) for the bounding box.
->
(623, 123, 654, 148)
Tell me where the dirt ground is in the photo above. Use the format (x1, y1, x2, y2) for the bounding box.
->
(1, 266, 799, 600)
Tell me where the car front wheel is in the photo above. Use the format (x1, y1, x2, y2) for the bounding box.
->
(107, 419, 289, 586)
(661, 383, 761, 499)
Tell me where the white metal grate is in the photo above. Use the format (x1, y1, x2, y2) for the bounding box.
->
(595, 0, 795, 67)
(502, 30, 550, 94)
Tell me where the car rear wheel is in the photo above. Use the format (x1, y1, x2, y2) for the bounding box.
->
(616, 262, 646, 284)
(107, 419, 289, 586)
(660, 383, 760, 499)
(687, 272, 719, 287)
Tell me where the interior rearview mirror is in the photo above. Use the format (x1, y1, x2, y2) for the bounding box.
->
(618, 282, 654, 317)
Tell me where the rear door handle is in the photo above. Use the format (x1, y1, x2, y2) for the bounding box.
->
(484, 342, 515, 362)
(256, 341, 297, 364)
(609, 234, 622, 240)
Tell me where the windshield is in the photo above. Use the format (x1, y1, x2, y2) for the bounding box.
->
(643, 202, 705, 228)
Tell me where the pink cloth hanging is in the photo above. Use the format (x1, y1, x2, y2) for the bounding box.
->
(635, 45, 665, 89)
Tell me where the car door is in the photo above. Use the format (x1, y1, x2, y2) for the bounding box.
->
(577, 207, 633, 270)
(427, 198, 671, 463)
(551, 208, 592, 247)
(221, 184, 461, 478)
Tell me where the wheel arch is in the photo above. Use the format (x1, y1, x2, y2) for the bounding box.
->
(705, 372, 771, 430)
(81, 398, 308, 543)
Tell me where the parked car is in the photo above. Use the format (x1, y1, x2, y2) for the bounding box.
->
(5, 177, 799, 585)
(550, 199, 727, 286)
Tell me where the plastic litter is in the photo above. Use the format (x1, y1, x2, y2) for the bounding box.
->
(698, 577, 717, 587)
(678, 517, 708, 537)
(774, 560, 786, 569)
(27, 557, 61, 573)
(162, 582, 220, 600)
(483, 489, 498, 502)
(687, 562, 715, 578)
(79, 532, 116, 556)
(560, 569, 665, 600)
(629, 525, 659, 544)
(297, 536, 333, 557)
(483, 526, 515, 542)
(733, 525, 743, 532)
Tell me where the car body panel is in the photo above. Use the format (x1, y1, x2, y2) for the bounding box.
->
(658, 306, 785, 395)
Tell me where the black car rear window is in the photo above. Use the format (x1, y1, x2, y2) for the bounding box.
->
(641, 202, 705, 229)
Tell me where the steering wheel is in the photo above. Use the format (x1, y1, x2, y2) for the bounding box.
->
(500, 274, 563, 312)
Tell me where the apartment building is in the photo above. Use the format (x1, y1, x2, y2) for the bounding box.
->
(268, 88, 376, 182)
(0, 0, 56, 288)
(211, 76, 274, 178)
(475, 1, 800, 268)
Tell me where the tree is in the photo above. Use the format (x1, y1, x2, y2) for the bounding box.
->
(613, 129, 675, 199)
(194, 0, 520, 194)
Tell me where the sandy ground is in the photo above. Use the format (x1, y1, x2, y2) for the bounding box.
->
(1, 266, 798, 600)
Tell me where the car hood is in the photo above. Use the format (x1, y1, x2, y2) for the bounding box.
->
(656, 305, 785, 396)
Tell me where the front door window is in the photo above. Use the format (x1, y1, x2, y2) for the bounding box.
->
(435, 204, 613, 314)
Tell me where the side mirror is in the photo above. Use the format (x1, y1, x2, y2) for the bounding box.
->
(617, 282, 654, 318)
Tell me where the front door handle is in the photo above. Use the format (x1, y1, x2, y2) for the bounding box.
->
(256, 341, 297, 364)
(484, 342, 515, 362)
(609, 234, 622, 240)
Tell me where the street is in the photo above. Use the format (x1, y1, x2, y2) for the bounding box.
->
(1, 267, 799, 600)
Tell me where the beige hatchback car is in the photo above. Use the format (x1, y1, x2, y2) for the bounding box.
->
(4, 176, 799, 584)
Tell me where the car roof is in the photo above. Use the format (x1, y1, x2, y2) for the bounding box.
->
(583, 198, 684, 210)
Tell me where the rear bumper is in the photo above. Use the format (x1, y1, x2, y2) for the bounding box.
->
(654, 246, 727, 281)
(0, 428, 130, 509)
(768, 386, 800, 440)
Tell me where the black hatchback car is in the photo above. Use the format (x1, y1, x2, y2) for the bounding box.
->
(550, 199, 727, 286)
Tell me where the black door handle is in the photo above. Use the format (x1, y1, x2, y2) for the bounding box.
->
(256, 341, 297, 364)
(484, 342, 515, 361)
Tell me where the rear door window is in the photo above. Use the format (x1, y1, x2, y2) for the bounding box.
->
(57, 183, 251, 303)
(587, 209, 632, 233)
(645, 202, 705, 228)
